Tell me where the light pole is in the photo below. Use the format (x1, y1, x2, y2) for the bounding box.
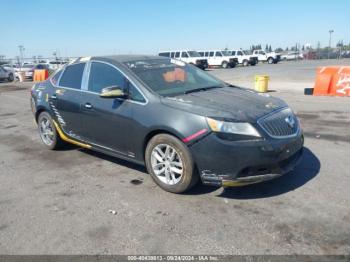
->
(328, 30, 334, 59)
(18, 45, 25, 68)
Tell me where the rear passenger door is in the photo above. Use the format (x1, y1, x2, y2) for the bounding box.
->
(214, 51, 223, 65)
(54, 62, 86, 138)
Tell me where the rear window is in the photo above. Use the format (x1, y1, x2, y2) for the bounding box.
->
(51, 69, 63, 85)
(59, 63, 85, 89)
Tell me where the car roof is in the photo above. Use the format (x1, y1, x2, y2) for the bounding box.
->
(72, 55, 165, 65)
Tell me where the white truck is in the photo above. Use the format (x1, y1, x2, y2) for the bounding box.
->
(158, 50, 208, 70)
(197, 50, 238, 68)
(227, 50, 258, 66)
(252, 50, 281, 64)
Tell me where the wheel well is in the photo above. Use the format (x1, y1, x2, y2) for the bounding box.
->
(35, 108, 46, 123)
(142, 129, 181, 159)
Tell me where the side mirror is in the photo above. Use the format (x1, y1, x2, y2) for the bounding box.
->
(100, 86, 126, 98)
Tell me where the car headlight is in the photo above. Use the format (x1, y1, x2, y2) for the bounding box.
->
(206, 117, 261, 137)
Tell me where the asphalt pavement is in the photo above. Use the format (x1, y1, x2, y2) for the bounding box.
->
(0, 60, 349, 255)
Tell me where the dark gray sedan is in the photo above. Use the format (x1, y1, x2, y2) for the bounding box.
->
(31, 55, 303, 193)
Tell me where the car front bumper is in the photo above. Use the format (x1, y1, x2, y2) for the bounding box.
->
(189, 132, 304, 187)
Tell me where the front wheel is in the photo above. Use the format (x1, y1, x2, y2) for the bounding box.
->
(242, 60, 249, 67)
(145, 134, 198, 193)
(221, 61, 228, 69)
(267, 57, 274, 64)
(37, 112, 64, 150)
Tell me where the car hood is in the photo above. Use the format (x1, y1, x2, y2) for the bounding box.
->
(160, 87, 287, 122)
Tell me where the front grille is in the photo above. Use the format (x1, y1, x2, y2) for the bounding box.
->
(196, 59, 207, 64)
(258, 108, 299, 138)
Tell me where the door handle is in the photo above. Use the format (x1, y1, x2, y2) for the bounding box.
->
(51, 94, 57, 100)
(84, 103, 93, 109)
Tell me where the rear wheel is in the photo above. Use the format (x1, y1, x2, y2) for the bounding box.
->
(267, 57, 274, 64)
(242, 60, 249, 67)
(7, 73, 14, 82)
(145, 134, 198, 193)
(37, 112, 64, 150)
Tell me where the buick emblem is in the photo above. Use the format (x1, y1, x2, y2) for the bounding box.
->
(285, 115, 295, 129)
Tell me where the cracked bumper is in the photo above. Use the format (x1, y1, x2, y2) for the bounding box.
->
(189, 133, 304, 187)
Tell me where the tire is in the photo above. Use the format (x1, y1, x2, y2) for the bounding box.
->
(7, 73, 14, 82)
(242, 60, 249, 67)
(267, 57, 274, 64)
(221, 61, 228, 69)
(229, 62, 237, 68)
(37, 111, 65, 150)
(145, 134, 198, 193)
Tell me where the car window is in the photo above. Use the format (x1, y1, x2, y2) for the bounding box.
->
(175, 52, 180, 58)
(209, 52, 214, 57)
(170, 52, 175, 58)
(215, 51, 222, 57)
(88, 62, 126, 93)
(181, 52, 189, 58)
(231, 51, 236, 55)
(128, 83, 146, 103)
(198, 52, 204, 56)
(237, 51, 243, 56)
(59, 63, 85, 89)
(125, 58, 225, 96)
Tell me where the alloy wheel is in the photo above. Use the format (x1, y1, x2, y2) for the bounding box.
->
(39, 116, 55, 146)
(151, 144, 183, 185)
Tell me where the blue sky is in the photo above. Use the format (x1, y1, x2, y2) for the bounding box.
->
(1, 0, 349, 58)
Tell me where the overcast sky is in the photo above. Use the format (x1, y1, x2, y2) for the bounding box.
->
(1, 0, 349, 58)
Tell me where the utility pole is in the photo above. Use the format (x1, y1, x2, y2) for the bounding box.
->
(339, 40, 343, 59)
(328, 29, 334, 59)
(18, 45, 25, 68)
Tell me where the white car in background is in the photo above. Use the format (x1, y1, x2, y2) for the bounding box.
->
(48, 60, 68, 70)
(281, 52, 304, 61)
(0, 65, 15, 82)
(158, 50, 208, 70)
(252, 50, 281, 64)
(15, 64, 35, 80)
(227, 50, 258, 66)
(197, 50, 238, 68)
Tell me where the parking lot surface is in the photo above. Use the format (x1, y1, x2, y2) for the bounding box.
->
(0, 60, 349, 255)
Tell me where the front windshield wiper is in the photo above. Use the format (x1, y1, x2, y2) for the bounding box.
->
(184, 85, 223, 94)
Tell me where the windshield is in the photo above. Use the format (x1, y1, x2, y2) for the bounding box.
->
(221, 51, 232, 56)
(125, 58, 226, 96)
(187, 51, 201, 57)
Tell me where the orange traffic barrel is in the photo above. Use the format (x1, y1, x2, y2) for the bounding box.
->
(313, 66, 350, 96)
(33, 69, 49, 82)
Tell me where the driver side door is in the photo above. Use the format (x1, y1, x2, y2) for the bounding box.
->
(79, 61, 132, 155)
